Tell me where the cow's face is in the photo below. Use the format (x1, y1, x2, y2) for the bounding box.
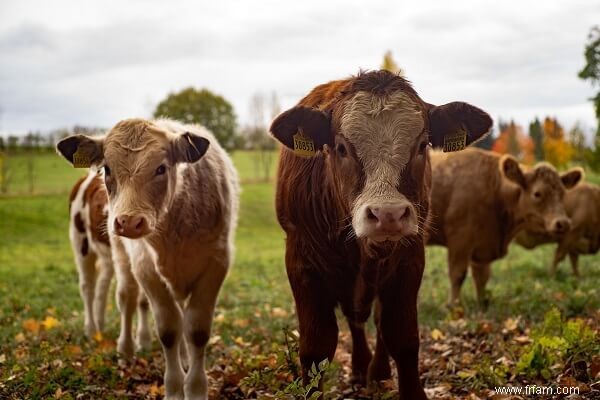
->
(271, 71, 492, 243)
(57, 119, 209, 239)
(500, 157, 582, 236)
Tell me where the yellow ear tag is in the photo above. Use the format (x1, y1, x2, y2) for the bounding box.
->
(443, 129, 467, 153)
(72, 148, 91, 168)
(293, 131, 315, 157)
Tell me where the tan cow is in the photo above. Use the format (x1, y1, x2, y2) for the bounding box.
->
(68, 171, 151, 355)
(427, 148, 582, 308)
(58, 118, 239, 400)
(516, 180, 600, 277)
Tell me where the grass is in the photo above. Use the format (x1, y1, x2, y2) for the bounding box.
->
(0, 151, 599, 399)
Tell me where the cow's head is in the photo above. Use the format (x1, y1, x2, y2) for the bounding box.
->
(57, 119, 209, 239)
(271, 70, 492, 242)
(500, 156, 582, 236)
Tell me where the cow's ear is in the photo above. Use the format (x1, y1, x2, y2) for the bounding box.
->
(561, 167, 584, 189)
(270, 106, 331, 156)
(56, 135, 104, 167)
(428, 102, 492, 151)
(172, 132, 210, 163)
(500, 155, 527, 188)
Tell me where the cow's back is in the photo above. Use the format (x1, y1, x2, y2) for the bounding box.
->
(565, 183, 600, 254)
(427, 149, 507, 255)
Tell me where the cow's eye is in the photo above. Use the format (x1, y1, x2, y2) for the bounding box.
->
(336, 143, 347, 157)
(533, 191, 542, 199)
(418, 141, 430, 154)
(155, 165, 167, 176)
(104, 165, 111, 177)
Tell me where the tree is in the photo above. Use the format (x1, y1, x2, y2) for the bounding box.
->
(492, 121, 534, 163)
(579, 26, 600, 170)
(578, 26, 600, 136)
(543, 117, 572, 168)
(153, 88, 237, 150)
(245, 92, 278, 181)
(529, 117, 544, 161)
(381, 51, 404, 76)
(568, 122, 587, 163)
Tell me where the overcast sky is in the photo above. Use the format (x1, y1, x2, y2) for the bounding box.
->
(1, 0, 598, 139)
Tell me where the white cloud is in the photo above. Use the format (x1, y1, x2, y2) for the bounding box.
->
(0, 0, 598, 139)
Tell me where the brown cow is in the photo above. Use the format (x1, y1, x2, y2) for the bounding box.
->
(427, 148, 582, 308)
(68, 171, 151, 355)
(516, 179, 600, 277)
(271, 70, 492, 399)
(58, 118, 239, 400)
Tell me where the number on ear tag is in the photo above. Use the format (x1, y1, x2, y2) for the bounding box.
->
(443, 130, 467, 153)
(72, 149, 91, 168)
(293, 131, 315, 157)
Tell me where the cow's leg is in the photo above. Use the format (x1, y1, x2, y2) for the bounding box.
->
(471, 262, 491, 310)
(134, 258, 185, 400)
(75, 247, 98, 338)
(113, 239, 138, 357)
(136, 291, 152, 351)
(568, 251, 580, 277)
(447, 247, 469, 306)
(551, 243, 568, 277)
(288, 270, 338, 393)
(368, 300, 391, 383)
(340, 295, 372, 385)
(93, 254, 114, 333)
(346, 320, 371, 385)
(378, 258, 427, 400)
(182, 261, 227, 400)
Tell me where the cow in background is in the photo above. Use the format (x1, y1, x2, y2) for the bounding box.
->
(271, 70, 492, 399)
(516, 178, 600, 277)
(427, 148, 582, 308)
(68, 171, 151, 356)
(58, 118, 239, 400)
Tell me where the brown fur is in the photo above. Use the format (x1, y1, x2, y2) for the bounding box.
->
(427, 148, 575, 307)
(516, 182, 600, 276)
(273, 70, 492, 400)
(84, 176, 110, 245)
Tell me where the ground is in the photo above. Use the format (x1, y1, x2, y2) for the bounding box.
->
(0, 151, 598, 399)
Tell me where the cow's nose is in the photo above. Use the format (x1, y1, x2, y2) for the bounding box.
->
(366, 205, 410, 232)
(114, 215, 149, 238)
(553, 218, 571, 235)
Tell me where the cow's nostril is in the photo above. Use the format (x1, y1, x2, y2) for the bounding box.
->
(366, 208, 378, 221)
(135, 219, 144, 230)
(400, 206, 410, 220)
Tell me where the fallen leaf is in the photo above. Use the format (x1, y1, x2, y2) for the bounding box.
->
(457, 369, 477, 379)
(15, 332, 26, 343)
(65, 345, 82, 356)
(503, 318, 519, 332)
(93, 331, 103, 342)
(22, 318, 40, 334)
(0, 354, 5, 363)
(41, 316, 61, 330)
(431, 328, 445, 340)
(271, 307, 288, 318)
(54, 387, 63, 399)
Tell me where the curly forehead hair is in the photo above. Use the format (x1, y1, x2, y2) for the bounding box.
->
(530, 163, 564, 191)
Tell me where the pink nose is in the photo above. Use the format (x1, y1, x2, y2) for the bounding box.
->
(114, 215, 149, 238)
(366, 205, 411, 234)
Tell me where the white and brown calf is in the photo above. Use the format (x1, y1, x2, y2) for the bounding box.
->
(58, 118, 239, 400)
(68, 171, 151, 355)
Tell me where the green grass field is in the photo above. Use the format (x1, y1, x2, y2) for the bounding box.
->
(0, 151, 598, 399)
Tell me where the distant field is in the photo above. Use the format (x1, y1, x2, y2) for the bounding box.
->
(0, 150, 598, 399)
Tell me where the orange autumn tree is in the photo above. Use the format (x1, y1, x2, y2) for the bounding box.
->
(543, 117, 573, 168)
(492, 120, 535, 164)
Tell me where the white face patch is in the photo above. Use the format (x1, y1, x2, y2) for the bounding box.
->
(340, 91, 424, 187)
(340, 91, 424, 240)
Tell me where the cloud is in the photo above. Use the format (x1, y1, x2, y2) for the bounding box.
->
(0, 0, 598, 139)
